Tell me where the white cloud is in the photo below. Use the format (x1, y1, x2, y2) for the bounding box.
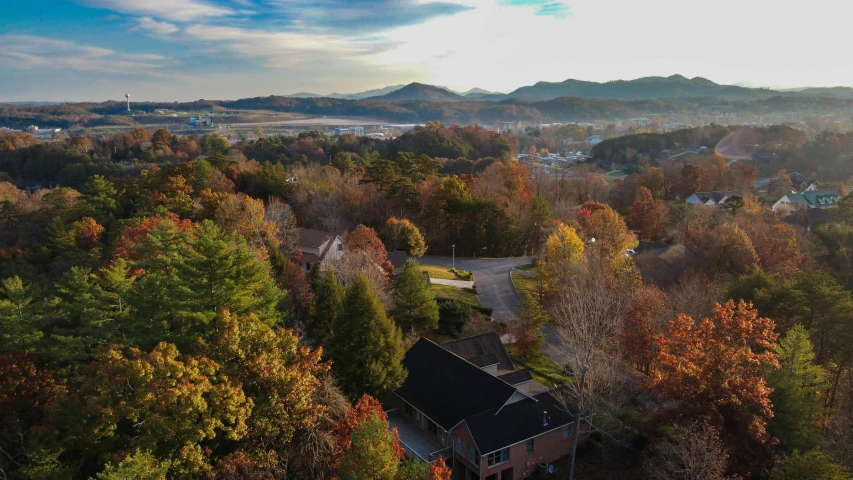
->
(0, 35, 174, 76)
(81, 0, 233, 22)
(137, 17, 180, 35)
(180, 24, 386, 67)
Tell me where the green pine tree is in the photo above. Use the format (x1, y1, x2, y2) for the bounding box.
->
(330, 273, 407, 398)
(767, 324, 828, 453)
(391, 260, 439, 333)
(0, 276, 43, 353)
(308, 267, 344, 347)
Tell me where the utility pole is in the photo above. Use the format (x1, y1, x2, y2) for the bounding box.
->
(452, 244, 455, 270)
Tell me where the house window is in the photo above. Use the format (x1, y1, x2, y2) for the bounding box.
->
(415, 411, 423, 428)
(428, 419, 437, 435)
(563, 424, 570, 439)
(456, 438, 464, 454)
(337, 243, 343, 251)
(526, 438, 535, 453)
(468, 446, 479, 466)
(404, 403, 413, 417)
(486, 448, 509, 466)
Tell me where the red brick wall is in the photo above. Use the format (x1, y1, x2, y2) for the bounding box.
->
(452, 422, 482, 479)
(478, 421, 590, 480)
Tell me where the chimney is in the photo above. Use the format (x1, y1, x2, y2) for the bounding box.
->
(542, 410, 548, 427)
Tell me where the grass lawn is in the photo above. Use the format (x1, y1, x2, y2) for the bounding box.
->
(431, 284, 481, 306)
(511, 264, 542, 299)
(420, 264, 472, 281)
(508, 347, 569, 386)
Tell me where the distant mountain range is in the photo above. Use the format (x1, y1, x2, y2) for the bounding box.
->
(289, 75, 853, 104)
(288, 84, 500, 101)
(368, 83, 468, 102)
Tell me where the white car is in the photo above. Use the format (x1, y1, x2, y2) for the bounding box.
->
(625, 249, 637, 257)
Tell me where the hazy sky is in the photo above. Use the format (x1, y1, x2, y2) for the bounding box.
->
(2, 0, 852, 101)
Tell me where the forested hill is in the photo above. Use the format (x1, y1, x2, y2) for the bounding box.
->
(490, 74, 778, 101)
(3, 94, 853, 130)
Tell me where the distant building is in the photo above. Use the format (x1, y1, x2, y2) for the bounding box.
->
(366, 132, 386, 140)
(685, 191, 742, 206)
(26, 125, 39, 133)
(586, 135, 601, 146)
(335, 127, 365, 136)
(189, 116, 214, 127)
(772, 189, 842, 216)
(629, 117, 651, 126)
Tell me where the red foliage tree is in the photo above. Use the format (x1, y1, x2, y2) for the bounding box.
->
(0, 352, 66, 473)
(113, 213, 194, 264)
(651, 300, 779, 478)
(347, 225, 393, 275)
(627, 186, 669, 241)
(332, 395, 403, 479)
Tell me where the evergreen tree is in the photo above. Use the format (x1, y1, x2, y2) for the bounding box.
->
(0, 276, 43, 353)
(308, 267, 344, 347)
(330, 273, 407, 398)
(77, 174, 119, 223)
(769, 450, 851, 480)
(767, 324, 827, 454)
(391, 260, 439, 333)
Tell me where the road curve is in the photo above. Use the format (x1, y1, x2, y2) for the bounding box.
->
(417, 256, 532, 323)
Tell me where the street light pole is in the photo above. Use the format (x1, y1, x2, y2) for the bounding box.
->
(452, 244, 455, 270)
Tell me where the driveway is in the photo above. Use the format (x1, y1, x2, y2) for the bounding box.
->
(418, 256, 531, 323)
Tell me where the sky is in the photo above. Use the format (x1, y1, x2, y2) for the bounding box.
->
(2, 0, 853, 102)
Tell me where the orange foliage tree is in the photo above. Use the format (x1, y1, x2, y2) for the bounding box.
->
(651, 300, 779, 477)
(621, 285, 667, 376)
(744, 222, 802, 275)
(627, 187, 669, 241)
(73, 217, 105, 250)
(347, 225, 393, 275)
(430, 458, 451, 480)
(333, 395, 403, 480)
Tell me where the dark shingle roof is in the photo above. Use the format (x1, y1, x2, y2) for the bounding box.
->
(497, 369, 533, 385)
(296, 228, 332, 249)
(464, 392, 574, 454)
(443, 332, 515, 371)
(468, 353, 499, 368)
(395, 339, 518, 430)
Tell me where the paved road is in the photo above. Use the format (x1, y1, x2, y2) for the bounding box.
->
(418, 256, 531, 323)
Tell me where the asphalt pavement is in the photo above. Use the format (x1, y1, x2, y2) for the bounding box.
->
(418, 255, 532, 323)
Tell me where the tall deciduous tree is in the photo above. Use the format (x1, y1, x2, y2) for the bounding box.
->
(643, 422, 731, 480)
(384, 217, 427, 257)
(391, 259, 439, 333)
(539, 221, 584, 290)
(652, 300, 779, 478)
(627, 187, 669, 241)
(330, 273, 406, 398)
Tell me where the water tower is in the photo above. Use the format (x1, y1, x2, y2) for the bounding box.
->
(125, 93, 131, 112)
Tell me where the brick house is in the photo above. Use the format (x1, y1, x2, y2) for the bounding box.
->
(386, 334, 587, 480)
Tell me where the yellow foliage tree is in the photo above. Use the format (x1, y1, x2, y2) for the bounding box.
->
(539, 222, 584, 290)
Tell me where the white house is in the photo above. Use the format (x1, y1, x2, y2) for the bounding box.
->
(586, 135, 602, 146)
(296, 228, 345, 271)
(772, 189, 842, 216)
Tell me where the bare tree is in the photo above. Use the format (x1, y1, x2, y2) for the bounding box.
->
(823, 369, 853, 470)
(548, 257, 632, 480)
(644, 422, 731, 480)
(265, 196, 298, 255)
